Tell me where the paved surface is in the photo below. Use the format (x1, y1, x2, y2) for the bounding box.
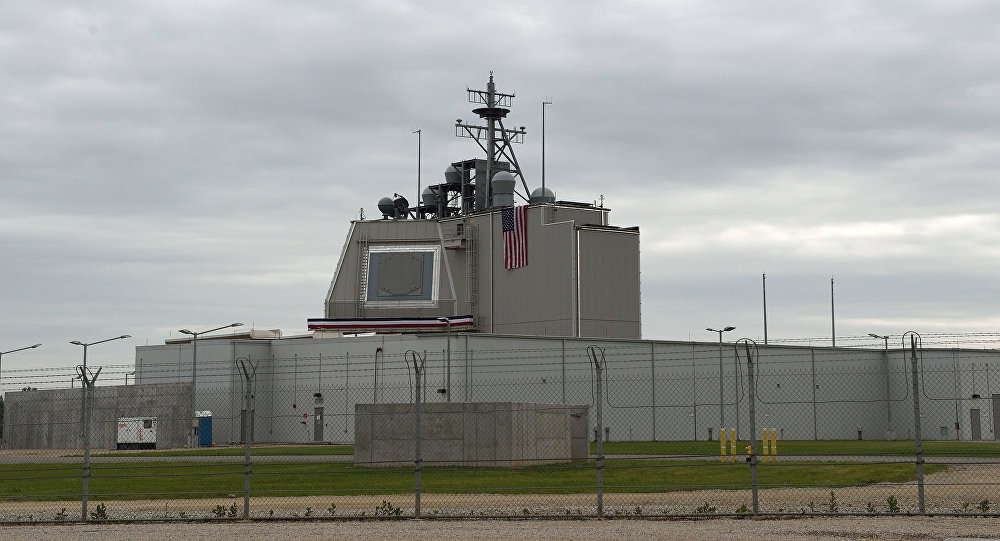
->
(3, 517, 1000, 540)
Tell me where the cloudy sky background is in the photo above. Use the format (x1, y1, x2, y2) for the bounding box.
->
(3, 1, 1000, 386)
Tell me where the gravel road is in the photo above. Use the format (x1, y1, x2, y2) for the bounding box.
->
(2, 516, 1000, 541)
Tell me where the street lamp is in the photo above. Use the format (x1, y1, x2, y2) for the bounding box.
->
(179, 323, 243, 448)
(542, 99, 552, 195)
(0, 343, 41, 396)
(70, 334, 129, 521)
(869, 333, 892, 434)
(437, 317, 451, 402)
(125, 371, 136, 386)
(707, 326, 735, 436)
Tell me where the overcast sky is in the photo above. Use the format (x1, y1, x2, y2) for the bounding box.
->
(2, 1, 999, 387)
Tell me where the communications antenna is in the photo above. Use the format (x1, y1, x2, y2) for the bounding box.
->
(455, 72, 529, 205)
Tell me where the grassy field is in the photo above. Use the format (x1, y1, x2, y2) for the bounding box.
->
(0, 459, 945, 502)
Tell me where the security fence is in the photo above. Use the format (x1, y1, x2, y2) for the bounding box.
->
(1, 333, 1000, 522)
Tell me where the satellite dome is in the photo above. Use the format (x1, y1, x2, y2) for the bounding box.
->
(491, 171, 516, 207)
(421, 186, 438, 207)
(491, 171, 516, 193)
(378, 197, 395, 218)
(444, 165, 461, 185)
(529, 187, 556, 204)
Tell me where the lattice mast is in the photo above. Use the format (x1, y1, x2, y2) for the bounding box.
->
(455, 72, 529, 206)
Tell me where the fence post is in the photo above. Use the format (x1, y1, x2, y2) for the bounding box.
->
(409, 351, 424, 518)
(237, 357, 258, 520)
(588, 346, 605, 517)
(906, 333, 925, 514)
(77, 363, 102, 522)
(740, 339, 759, 516)
(82, 382, 91, 522)
(651, 342, 656, 441)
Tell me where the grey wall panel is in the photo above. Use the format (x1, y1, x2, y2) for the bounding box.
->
(577, 228, 640, 339)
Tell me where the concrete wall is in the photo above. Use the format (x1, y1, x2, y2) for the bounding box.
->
(3, 382, 192, 450)
(134, 333, 1000, 444)
(354, 402, 589, 466)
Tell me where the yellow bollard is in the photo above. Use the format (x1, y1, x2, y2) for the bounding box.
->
(720, 428, 726, 462)
(770, 428, 777, 462)
(761, 428, 769, 461)
(729, 428, 736, 462)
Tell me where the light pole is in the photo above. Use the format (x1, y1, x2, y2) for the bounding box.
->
(70, 334, 129, 521)
(0, 343, 41, 396)
(869, 333, 892, 435)
(125, 371, 136, 385)
(707, 326, 735, 435)
(179, 323, 243, 448)
(437, 317, 451, 402)
(542, 99, 552, 195)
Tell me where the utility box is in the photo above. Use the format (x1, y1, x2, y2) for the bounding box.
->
(117, 417, 157, 450)
(196, 411, 213, 447)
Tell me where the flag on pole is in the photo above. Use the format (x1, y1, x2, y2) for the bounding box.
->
(502, 205, 527, 269)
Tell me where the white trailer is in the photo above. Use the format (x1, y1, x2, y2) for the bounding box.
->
(117, 417, 157, 450)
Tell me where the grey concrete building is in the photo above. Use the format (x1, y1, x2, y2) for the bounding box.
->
(3, 382, 191, 449)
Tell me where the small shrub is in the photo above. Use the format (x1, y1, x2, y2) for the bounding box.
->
(696, 502, 716, 514)
(227, 503, 239, 518)
(90, 503, 108, 521)
(374, 500, 401, 516)
(304, 506, 313, 517)
(827, 491, 839, 513)
(978, 499, 990, 513)
(866, 502, 876, 514)
(327, 503, 337, 516)
(634, 506, 642, 515)
(212, 505, 226, 518)
(886, 495, 900, 514)
(736, 504, 749, 514)
(178, 511, 187, 519)
(54, 508, 68, 522)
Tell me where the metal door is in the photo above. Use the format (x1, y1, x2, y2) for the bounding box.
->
(314, 407, 324, 442)
(971, 409, 981, 441)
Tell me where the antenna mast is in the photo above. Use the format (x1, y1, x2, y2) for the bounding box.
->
(455, 73, 529, 203)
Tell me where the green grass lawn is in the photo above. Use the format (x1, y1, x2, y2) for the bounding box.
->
(596, 439, 1000, 457)
(0, 459, 945, 502)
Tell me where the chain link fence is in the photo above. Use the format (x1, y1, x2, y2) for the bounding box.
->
(2, 333, 1000, 521)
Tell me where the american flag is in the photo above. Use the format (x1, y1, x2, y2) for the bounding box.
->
(502, 205, 527, 269)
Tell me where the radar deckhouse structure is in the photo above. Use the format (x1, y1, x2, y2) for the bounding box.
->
(314, 74, 640, 339)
